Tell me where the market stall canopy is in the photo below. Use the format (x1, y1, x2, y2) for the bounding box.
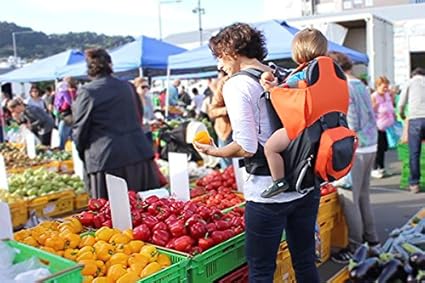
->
(56, 36, 186, 78)
(168, 20, 369, 75)
(0, 50, 84, 83)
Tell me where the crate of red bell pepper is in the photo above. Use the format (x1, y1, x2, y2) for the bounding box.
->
(190, 166, 237, 199)
(77, 192, 245, 253)
(191, 186, 244, 211)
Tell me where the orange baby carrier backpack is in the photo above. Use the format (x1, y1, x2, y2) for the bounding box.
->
(269, 56, 358, 184)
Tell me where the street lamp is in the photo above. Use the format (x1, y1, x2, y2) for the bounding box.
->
(192, 0, 205, 46)
(158, 0, 182, 41)
(12, 30, 36, 65)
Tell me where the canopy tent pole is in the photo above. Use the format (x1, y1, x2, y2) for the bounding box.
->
(165, 66, 170, 118)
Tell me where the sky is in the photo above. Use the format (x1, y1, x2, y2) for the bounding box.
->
(0, 0, 280, 39)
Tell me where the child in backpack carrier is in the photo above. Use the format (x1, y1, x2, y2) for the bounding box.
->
(260, 28, 328, 198)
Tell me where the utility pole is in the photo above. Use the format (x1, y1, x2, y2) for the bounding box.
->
(12, 30, 35, 66)
(192, 0, 205, 46)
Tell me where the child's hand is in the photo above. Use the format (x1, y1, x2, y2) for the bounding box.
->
(260, 72, 278, 91)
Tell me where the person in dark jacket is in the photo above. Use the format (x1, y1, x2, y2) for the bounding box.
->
(72, 48, 160, 199)
(7, 98, 54, 146)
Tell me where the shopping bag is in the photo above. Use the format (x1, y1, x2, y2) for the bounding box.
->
(386, 121, 403, 148)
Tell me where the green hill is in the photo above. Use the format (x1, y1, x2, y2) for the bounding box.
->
(0, 21, 134, 59)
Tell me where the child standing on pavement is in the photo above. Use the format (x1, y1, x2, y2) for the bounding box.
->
(261, 28, 328, 198)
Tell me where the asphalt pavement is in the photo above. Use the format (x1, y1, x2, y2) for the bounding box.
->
(319, 149, 425, 282)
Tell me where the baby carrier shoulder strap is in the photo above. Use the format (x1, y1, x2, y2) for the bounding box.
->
(231, 68, 272, 176)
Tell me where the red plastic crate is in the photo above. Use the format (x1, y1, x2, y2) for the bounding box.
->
(217, 265, 248, 283)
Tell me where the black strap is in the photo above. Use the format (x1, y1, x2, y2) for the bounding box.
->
(232, 68, 263, 82)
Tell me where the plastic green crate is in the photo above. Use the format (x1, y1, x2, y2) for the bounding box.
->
(397, 143, 425, 163)
(5, 240, 83, 283)
(188, 232, 246, 283)
(139, 249, 189, 283)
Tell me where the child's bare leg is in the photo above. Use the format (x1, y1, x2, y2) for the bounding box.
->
(264, 128, 291, 181)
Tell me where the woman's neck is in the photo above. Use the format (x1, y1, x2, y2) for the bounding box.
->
(239, 58, 270, 72)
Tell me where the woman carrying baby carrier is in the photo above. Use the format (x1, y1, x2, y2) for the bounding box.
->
(194, 23, 323, 283)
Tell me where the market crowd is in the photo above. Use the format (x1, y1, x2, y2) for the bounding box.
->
(0, 22, 424, 283)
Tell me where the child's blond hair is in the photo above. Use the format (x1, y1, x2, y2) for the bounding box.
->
(292, 28, 328, 64)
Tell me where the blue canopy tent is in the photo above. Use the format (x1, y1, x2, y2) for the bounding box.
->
(168, 20, 369, 75)
(0, 50, 84, 83)
(56, 36, 186, 78)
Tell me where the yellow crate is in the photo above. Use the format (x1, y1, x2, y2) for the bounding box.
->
(42, 161, 60, 172)
(27, 191, 75, 217)
(318, 217, 334, 264)
(274, 242, 296, 283)
(10, 200, 28, 229)
(60, 160, 74, 173)
(327, 267, 349, 283)
(318, 192, 339, 222)
(74, 192, 89, 210)
(331, 210, 349, 249)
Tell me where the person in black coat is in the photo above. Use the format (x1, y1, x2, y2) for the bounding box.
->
(7, 98, 54, 146)
(72, 48, 160, 199)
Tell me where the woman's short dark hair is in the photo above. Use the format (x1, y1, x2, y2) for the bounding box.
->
(30, 84, 41, 94)
(85, 48, 112, 77)
(327, 51, 353, 71)
(7, 97, 24, 109)
(209, 22, 268, 61)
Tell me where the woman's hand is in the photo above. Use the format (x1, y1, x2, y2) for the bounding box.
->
(260, 71, 278, 91)
(193, 141, 217, 156)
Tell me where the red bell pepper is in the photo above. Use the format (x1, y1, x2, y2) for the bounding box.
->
(189, 246, 203, 255)
(153, 222, 168, 232)
(93, 213, 106, 229)
(189, 222, 207, 239)
(143, 215, 159, 229)
(206, 222, 217, 233)
(88, 199, 104, 211)
(198, 237, 215, 251)
(133, 224, 151, 241)
(211, 231, 225, 245)
(165, 214, 178, 226)
(102, 219, 112, 228)
(151, 230, 170, 246)
(174, 235, 194, 252)
(215, 220, 231, 231)
(145, 195, 159, 205)
(169, 219, 186, 237)
(78, 211, 95, 227)
(166, 238, 176, 249)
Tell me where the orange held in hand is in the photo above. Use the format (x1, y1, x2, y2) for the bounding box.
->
(193, 130, 211, 144)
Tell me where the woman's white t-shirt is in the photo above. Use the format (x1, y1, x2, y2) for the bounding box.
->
(223, 74, 307, 203)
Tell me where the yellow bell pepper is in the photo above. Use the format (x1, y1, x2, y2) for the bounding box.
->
(109, 252, 129, 267)
(79, 259, 100, 277)
(140, 262, 161, 278)
(45, 237, 65, 251)
(83, 275, 94, 283)
(140, 245, 158, 262)
(128, 253, 149, 268)
(114, 243, 132, 255)
(128, 262, 147, 275)
(116, 270, 139, 283)
(128, 240, 144, 253)
(92, 277, 113, 283)
(95, 242, 114, 262)
(122, 229, 134, 240)
(14, 230, 31, 241)
(109, 233, 130, 246)
(40, 246, 56, 254)
(64, 248, 79, 261)
(79, 235, 96, 248)
(77, 251, 97, 261)
(78, 246, 96, 255)
(63, 216, 83, 233)
(157, 253, 172, 267)
(22, 236, 39, 247)
(96, 260, 106, 276)
(36, 231, 52, 246)
(106, 264, 127, 281)
(63, 233, 81, 249)
(95, 227, 116, 242)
